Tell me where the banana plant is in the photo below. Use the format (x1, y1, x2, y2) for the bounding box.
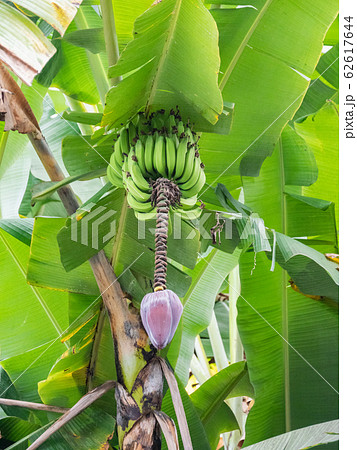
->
(0, 0, 338, 449)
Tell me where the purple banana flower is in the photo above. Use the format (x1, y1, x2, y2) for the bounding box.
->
(140, 289, 183, 349)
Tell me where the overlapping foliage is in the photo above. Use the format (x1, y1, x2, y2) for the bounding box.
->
(0, 0, 338, 449)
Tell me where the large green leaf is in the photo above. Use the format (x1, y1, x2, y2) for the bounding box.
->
(30, 95, 76, 180)
(0, 416, 40, 449)
(27, 218, 99, 295)
(316, 45, 339, 89)
(0, 368, 28, 420)
(63, 28, 105, 54)
(62, 134, 115, 177)
(234, 112, 338, 444)
(6, 407, 115, 449)
(241, 127, 338, 251)
(0, 229, 68, 405)
(38, 306, 116, 413)
(103, 0, 223, 129)
(112, 0, 153, 50)
(200, 301, 230, 358)
(243, 419, 339, 449)
(272, 232, 339, 301)
(49, 6, 106, 104)
(0, 230, 68, 360)
(169, 248, 241, 384)
(57, 189, 125, 271)
(199, 0, 338, 180)
(190, 361, 254, 448)
(294, 45, 339, 121)
(295, 102, 339, 225)
(0, 219, 33, 246)
(1, 340, 68, 403)
(238, 245, 338, 446)
(293, 78, 337, 122)
(282, 125, 318, 187)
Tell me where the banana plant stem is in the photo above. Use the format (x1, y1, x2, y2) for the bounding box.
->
(227, 265, 245, 449)
(100, 0, 121, 86)
(194, 335, 211, 379)
(207, 311, 228, 372)
(190, 353, 209, 385)
(64, 96, 93, 135)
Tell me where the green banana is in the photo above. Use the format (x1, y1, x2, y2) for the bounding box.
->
(177, 147, 195, 184)
(125, 176, 151, 202)
(165, 136, 176, 178)
(122, 153, 129, 179)
(179, 195, 198, 208)
(180, 169, 206, 198)
(135, 139, 148, 176)
(119, 127, 129, 157)
(107, 159, 123, 187)
(178, 156, 201, 190)
(128, 121, 137, 145)
(113, 139, 124, 168)
(175, 206, 202, 220)
(109, 111, 208, 219)
(127, 193, 153, 213)
(128, 148, 151, 192)
(135, 210, 157, 221)
(166, 113, 176, 133)
(153, 135, 167, 177)
(137, 113, 149, 136)
(185, 127, 193, 142)
(177, 121, 185, 135)
(174, 138, 188, 179)
(144, 134, 155, 176)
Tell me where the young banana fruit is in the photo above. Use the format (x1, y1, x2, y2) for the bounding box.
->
(107, 110, 206, 220)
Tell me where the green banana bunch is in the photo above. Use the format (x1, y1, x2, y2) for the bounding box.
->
(107, 110, 206, 220)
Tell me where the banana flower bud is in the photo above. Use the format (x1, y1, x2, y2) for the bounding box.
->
(140, 289, 183, 349)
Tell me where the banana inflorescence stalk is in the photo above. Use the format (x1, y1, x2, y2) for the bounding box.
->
(108, 109, 206, 350)
(151, 178, 181, 291)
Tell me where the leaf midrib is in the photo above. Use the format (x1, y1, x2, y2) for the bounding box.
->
(219, 0, 274, 91)
(146, 0, 183, 110)
(278, 137, 290, 432)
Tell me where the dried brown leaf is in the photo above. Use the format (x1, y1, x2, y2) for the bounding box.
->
(132, 357, 163, 414)
(116, 383, 141, 431)
(153, 410, 179, 450)
(27, 381, 116, 450)
(158, 357, 193, 450)
(0, 62, 41, 138)
(123, 412, 159, 450)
